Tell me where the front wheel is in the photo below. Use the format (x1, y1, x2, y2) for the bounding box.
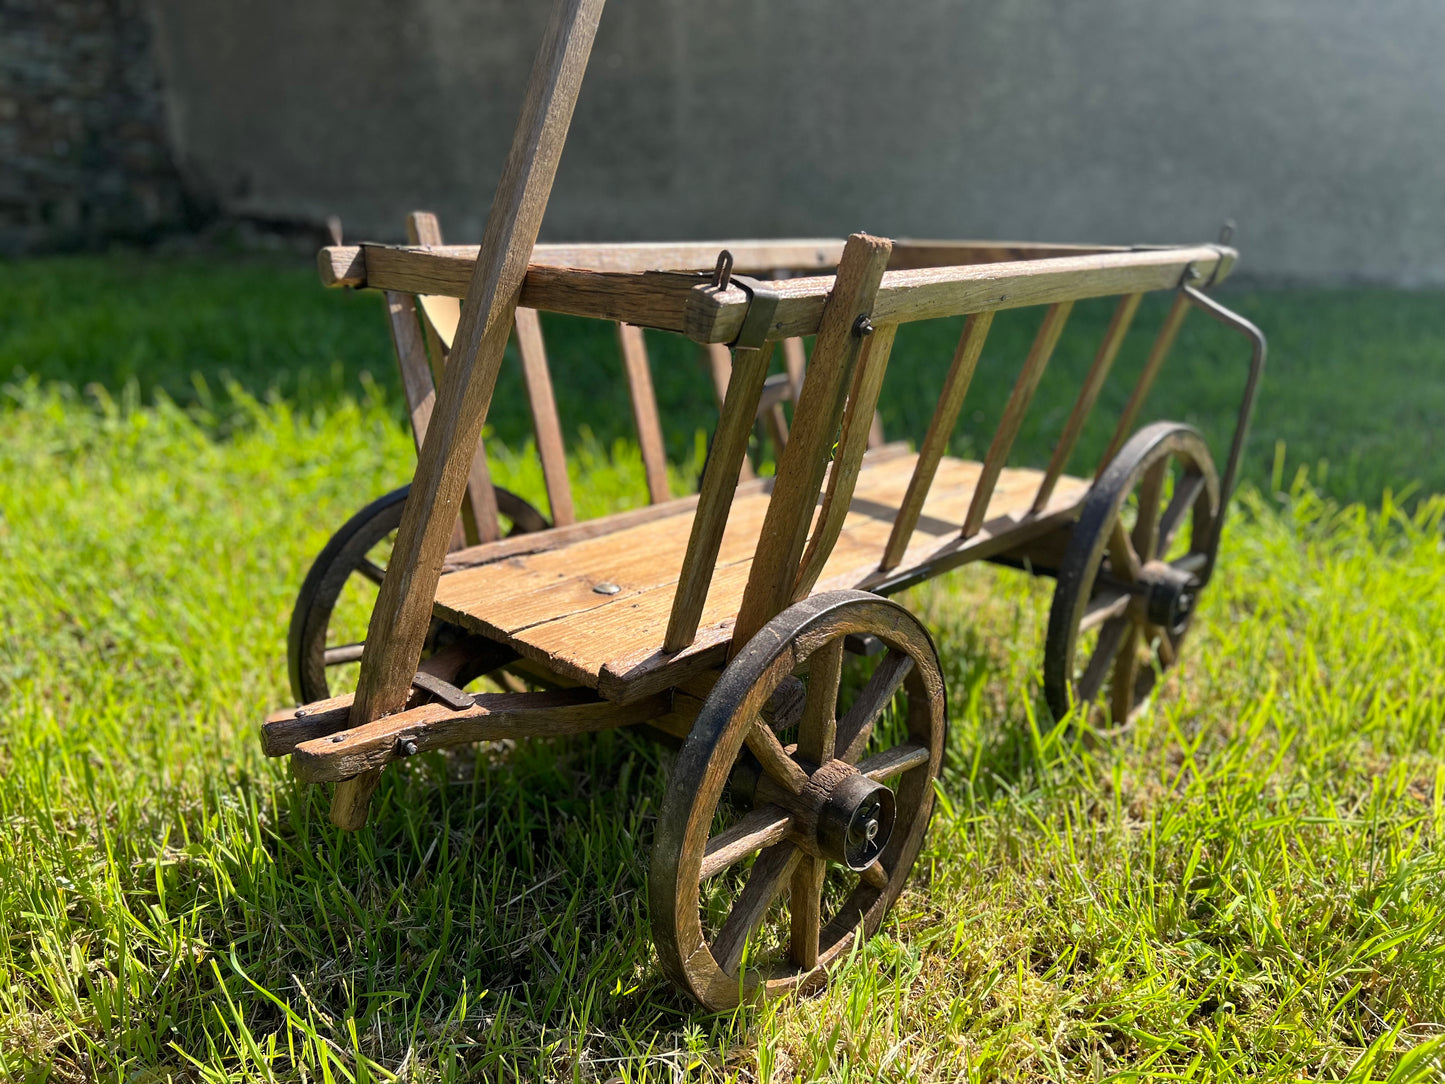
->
(650, 590, 948, 1010)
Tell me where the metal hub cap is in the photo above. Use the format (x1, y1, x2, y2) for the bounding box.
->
(813, 769, 896, 872)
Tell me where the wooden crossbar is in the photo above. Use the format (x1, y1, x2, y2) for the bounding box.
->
(1097, 291, 1191, 475)
(961, 302, 1073, 538)
(1032, 293, 1142, 512)
(879, 312, 993, 571)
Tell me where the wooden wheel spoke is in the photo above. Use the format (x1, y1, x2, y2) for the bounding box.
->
(1079, 587, 1130, 633)
(745, 718, 809, 793)
(859, 860, 889, 890)
(713, 843, 800, 976)
(700, 805, 793, 880)
(1109, 623, 1143, 722)
(1107, 520, 1143, 582)
(1077, 616, 1129, 704)
(1158, 471, 1205, 556)
(356, 557, 387, 587)
(789, 856, 826, 969)
(323, 642, 366, 667)
(856, 741, 930, 781)
(1146, 623, 1177, 668)
(836, 651, 914, 763)
(799, 639, 845, 765)
(1131, 457, 1169, 561)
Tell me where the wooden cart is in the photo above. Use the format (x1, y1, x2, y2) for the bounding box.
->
(261, 0, 1265, 1010)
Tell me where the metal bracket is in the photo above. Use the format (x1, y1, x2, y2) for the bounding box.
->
(411, 670, 475, 711)
(706, 249, 780, 351)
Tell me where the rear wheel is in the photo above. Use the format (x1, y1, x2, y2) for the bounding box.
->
(1043, 422, 1220, 726)
(286, 485, 547, 703)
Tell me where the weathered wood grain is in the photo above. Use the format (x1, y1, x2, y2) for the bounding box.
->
(617, 323, 671, 504)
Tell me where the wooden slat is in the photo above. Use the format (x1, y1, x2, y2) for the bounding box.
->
(512, 306, 575, 526)
(409, 211, 500, 545)
(664, 343, 775, 651)
(617, 323, 670, 503)
(1032, 293, 1142, 512)
(961, 302, 1074, 538)
(879, 312, 993, 571)
(338, 0, 604, 830)
(732, 234, 893, 650)
(1097, 291, 1192, 475)
(792, 322, 898, 600)
(887, 240, 1128, 270)
(337, 244, 1234, 346)
(384, 291, 468, 552)
(782, 337, 807, 401)
(705, 343, 756, 482)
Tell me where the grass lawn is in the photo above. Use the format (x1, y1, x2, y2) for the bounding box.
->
(1, 252, 1443, 1081)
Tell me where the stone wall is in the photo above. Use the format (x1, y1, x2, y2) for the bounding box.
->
(0, 0, 187, 253)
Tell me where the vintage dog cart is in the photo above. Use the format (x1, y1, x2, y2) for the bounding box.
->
(260, 0, 1264, 1010)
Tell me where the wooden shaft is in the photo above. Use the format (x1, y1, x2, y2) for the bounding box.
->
(408, 211, 500, 545)
(732, 234, 892, 651)
(879, 312, 993, 571)
(337, 0, 605, 831)
(1097, 291, 1192, 476)
(512, 306, 575, 526)
(961, 302, 1074, 538)
(782, 337, 807, 401)
(1031, 293, 1142, 512)
(663, 343, 775, 652)
(617, 323, 671, 503)
(791, 322, 898, 601)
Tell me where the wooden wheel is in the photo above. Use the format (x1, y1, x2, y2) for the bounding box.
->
(286, 484, 547, 703)
(651, 590, 947, 1011)
(1043, 422, 1221, 726)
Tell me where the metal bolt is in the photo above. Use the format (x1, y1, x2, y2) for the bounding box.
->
(593, 582, 621, 595)
(294, 708, 310, 718)
(853, 315, 875, 338)
(396, 738, 419, 757)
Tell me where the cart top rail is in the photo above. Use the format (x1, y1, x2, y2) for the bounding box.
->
(319, 238, 1235, 344)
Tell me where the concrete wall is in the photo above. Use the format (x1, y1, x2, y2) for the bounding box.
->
(1, 0, 187, 252)
(143, 1, 1445, 283)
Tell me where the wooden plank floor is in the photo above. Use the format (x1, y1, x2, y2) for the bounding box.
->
(433, 451, 1091, 701)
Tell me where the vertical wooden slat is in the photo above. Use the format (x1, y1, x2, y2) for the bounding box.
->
(338, 0, 605, 831)
(512, 306, 575, 526)
(407, 211, 501, 545)
(961, 301, 1074, 538)
(1032, 293, 1142, 512)
(791, 322, 898, 601)
(704, 343, 755, 481)
(1096, 291, 1191, 476)
(617, 323, 670, 504)
(782, 337, 807, 402)
(733, 234, 892, 651)
(663, 342, 775, 652)
(384, 291, 468, 553)
(878, 311, 993, 571)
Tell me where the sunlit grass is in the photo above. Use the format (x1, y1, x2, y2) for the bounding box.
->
(0, 254, 1443, 1080)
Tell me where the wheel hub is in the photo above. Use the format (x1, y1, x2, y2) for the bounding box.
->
(804, 762, 896, 872)
(1139, 560, 1199, 636)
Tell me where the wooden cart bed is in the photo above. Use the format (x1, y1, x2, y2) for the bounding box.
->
(433, 446, 1090, 702)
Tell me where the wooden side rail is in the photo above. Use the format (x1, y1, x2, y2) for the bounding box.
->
(331, 243, 1233, 347)
(319, 238, 1131, 290)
